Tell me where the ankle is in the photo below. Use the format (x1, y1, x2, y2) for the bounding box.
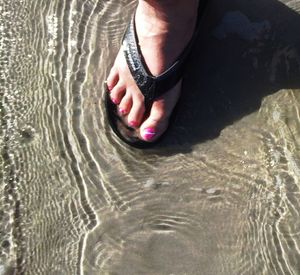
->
(138, 0, 199, 22)
(136, 0, 199, 36)
(140, 0, 199, 10)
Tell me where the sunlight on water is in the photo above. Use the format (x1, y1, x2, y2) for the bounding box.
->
(1, 0, 300, 274)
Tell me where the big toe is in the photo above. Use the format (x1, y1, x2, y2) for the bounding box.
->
(139, 82, 181, 142)
(139, 102, 170, 142)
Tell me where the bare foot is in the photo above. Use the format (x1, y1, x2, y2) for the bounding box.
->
(106, 0, 199, 142)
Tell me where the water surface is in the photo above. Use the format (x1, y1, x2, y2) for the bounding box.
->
(1, 0, 300, 274)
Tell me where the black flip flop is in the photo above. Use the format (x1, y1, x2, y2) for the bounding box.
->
(105, 1, 208, 149)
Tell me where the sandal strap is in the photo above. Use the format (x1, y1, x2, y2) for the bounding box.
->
(122, 2, 207, 107)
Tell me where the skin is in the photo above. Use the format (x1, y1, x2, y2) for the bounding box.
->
(106, 0, 199, 142)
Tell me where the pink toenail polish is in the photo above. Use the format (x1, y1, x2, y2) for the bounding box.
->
(105, 81, 112, 91)
(119, 108, 126, 115)
(129, 121, 138, 128)
(111, 98, 118, 104)
(142, 128, 156, 141)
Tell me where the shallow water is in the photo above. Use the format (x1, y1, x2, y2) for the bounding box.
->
(1, 0, 300, 274)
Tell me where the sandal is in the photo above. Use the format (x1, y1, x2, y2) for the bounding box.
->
(105, 1, 208, 149)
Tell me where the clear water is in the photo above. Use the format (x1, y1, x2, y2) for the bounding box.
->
(1, 0, 300, 274)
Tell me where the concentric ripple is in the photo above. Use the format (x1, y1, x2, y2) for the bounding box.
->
(1, 0, 300, 274)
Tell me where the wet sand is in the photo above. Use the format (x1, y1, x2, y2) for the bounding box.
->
(1, 0, 300, 274)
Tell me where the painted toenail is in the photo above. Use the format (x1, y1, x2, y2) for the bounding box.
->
(105, 82, 113, 91)
(142, 128, 156, 141)
(111, 98, 118, 104)
(119, 108, 126, 115)
(129, 121, 138, 128)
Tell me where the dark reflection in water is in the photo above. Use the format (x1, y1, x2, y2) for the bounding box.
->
(1, 0, 300, 274)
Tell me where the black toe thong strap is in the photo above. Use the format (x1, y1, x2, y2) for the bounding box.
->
(122, 1, 207, 107)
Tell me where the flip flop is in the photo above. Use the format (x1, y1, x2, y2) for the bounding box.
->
(105, 1, 208, 149)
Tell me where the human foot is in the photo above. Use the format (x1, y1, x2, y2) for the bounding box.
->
(106, 0, 200, 143)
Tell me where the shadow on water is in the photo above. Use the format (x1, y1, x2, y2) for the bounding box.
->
(1, 0, 299, 273)
(134, 0, 300, 156)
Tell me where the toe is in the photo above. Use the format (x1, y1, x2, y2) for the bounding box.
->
(127, 95, 145, 128)
(110, 80, 126, 104)
(139, 103, 169, 142)
(139, 82, 181, 142)
(140, 81, 181, 142)
(118, 92, 132, 116)
(106, 67, 119, 90)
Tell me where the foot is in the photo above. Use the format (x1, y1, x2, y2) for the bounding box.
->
(106, 0, 199, 142)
